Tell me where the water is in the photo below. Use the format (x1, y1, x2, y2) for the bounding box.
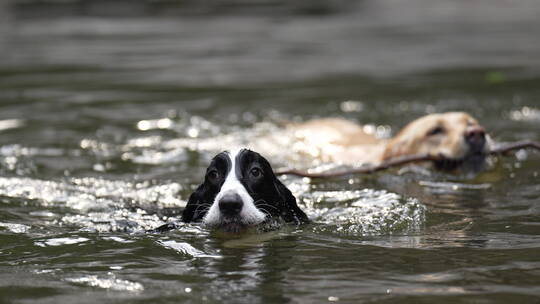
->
(1, 0, 540, 303)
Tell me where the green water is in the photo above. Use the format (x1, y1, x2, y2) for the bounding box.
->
(1, 1, 540, 303)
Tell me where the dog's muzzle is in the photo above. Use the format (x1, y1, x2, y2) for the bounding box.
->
(435, 126, 489, 172)
(218, 192, 243, 217)
(465, 126, 486, 153)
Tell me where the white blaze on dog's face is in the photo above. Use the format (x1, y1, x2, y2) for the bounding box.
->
(181, 149, 308, 233)
(382, 112, 491, 170)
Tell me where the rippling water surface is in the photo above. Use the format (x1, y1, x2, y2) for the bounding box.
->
(1, 0, 540, 303)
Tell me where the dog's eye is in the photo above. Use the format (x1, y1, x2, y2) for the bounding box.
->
(207, 170, 219, 181)
(427, 126, 445, 136)
(250, 168, 262, 178)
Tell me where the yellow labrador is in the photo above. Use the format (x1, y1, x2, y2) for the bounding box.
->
(288, 112, 491, 171)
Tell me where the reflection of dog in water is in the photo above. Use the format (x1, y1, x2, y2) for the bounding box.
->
(180, 149, 308, 233)
(284, 112, 491, 172)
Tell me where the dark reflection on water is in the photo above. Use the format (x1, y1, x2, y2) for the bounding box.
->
(11, 0, 353, 18)
(1, 0, 540, 303)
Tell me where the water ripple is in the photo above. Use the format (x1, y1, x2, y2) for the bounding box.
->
(301, 189, 426, 235)
(0, 222, 31, 234)
(35, 237, 89, 247)
(66, 274, 144, 292)
(158, 240, 221, 258)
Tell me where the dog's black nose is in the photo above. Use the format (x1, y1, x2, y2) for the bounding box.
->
(465, 126, 486, 151)
(219, 193, 243, 216)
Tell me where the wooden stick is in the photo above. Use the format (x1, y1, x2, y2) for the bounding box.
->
(488, 140, 540, 155)
(275, 140, 540, 178)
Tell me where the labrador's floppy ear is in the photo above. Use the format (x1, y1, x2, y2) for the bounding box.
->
(273, 178, 309, 225)
(181, 183, 209, 223)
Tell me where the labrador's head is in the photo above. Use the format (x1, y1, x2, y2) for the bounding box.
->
(382, 112, 490, 171)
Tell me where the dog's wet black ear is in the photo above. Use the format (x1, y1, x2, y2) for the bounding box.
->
(274, 178, 309, 225)
(181, 184, 207, 223)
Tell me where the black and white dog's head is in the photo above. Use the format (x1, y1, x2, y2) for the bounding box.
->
(182, 149, 308, 233)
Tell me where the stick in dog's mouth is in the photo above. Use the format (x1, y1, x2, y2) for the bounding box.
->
(275, 140, 540, 178)
(433, 152, 486, 172)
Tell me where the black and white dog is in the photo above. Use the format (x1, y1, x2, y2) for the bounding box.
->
(159, 149, 308, 233)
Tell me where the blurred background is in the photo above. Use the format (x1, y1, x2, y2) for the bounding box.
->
(3, 0, 540, 85)
(1, 1, 540, 303)
(1, 0, 540, 180)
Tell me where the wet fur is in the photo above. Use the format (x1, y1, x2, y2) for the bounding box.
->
(182, 149, 308, 232)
